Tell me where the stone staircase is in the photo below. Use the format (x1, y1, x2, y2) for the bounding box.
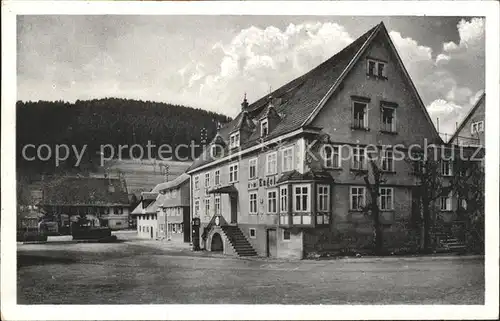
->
(435, 232, 466, 252)
(221, 225, 257, 257)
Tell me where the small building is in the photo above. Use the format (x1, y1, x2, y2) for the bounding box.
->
(39, 176, 130, 230)
(132, 173, 190, 242)
(449, 92, 485, 147)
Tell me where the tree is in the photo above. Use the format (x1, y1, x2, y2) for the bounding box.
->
(355, 158, 386, 255)
(408, 151, 452, 252)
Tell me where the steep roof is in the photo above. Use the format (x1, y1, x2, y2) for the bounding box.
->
(448, 92, 485, 143)
(40, 177, 129, 206)
(187, 21, 440, 173)
(151, 173, 190, 193)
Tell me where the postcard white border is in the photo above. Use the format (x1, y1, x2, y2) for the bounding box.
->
(2, 1, 499, 320)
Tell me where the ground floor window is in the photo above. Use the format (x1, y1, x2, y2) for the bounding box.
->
(249, 228, 256, 239)
(350, 186, 366, 210)
(283, 230, 291, 241)
(440, 192, 452, 211)
(379, 187, 394, 211)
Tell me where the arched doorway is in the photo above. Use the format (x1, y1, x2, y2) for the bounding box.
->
(211, 233, 223, 252)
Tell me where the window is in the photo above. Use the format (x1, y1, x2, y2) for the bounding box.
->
(214, 196, 221, 215)
(293, 185, 310, 212)
(282, 147, 294, 172)
(267, 190, 278, 214)
(204, 198, 211, 216)
(194, 200, 200, 216)
(441, 160, 453, 176)
(249, 228, 256, 239)
(249, 192, 258, 214)
(471, 121, 484, 134)
(249, 158, 258, 179)
(261, 119, 269, 137)
(379, 187, 394, 211)
(194, 175, 200, 190)
(352, 147, 366, 170)
(381, 106, 396, 132)
(381, 150, 394, 172)
(172, 224, 177, 233)
(266, 152, 278, 175)
(229, 163, 239, 182)
(230, 132, 240, 148)
(116, 222, 122, 226)
(283, 230, 291, 241)
(440, 192, 452, 211)
(205, 172, 210, 188)
(280, 186, 288, 212)
(350, 187, 366, 211)
(317, 185, 330, 212)
(322, 145, 340, 168)
(460, 199, 468, 210)
(367, 59, 387, 78)
(352, 101, 368, 129)
(211, 144, 222, 158)
(215, 170, 220, 186)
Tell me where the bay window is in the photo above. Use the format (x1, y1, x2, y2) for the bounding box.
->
(280, 186, 288, 212)
(293, 185, 310, 212)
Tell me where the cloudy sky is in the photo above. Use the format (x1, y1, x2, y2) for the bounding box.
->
(17, 15, 484, 136)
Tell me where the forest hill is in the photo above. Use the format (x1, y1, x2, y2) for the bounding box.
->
(21, 140, 207, 167)
(16, 98, 232, 173)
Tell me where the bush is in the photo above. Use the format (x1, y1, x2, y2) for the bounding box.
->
(19, 231, 48, 242)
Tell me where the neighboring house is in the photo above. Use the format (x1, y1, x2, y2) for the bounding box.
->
(187, 22, 447, 259)
(131, 173, 190, 242)
(448, 92, 485, 147)
(39, 176, 130, 230)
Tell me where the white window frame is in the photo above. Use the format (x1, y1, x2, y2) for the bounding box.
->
(350, 186, 366, 211)
(440, 192, 452, 211)
(322, 145, 341, 168)
(279, 186, 288, 213)
(283, 229, 291, 242)
(352, 147, 367, 170)
(317, 185, 330, 212)
(293, 184, 310, 212)
(441, 160, 453, 176)
(352, 101, 369, 129)
(249, 158, 258, 179)
(214, 169, 220, 186)
(261, 119, 269, 137)
(281, 146, 294, 172)
(471, 121, 484, 134)
(379, 187, 394, 211)
(194, 175, 200, 190)
(381, 150, 395, 172)
(267, 189, 278, 214)
(249, 192, 258, 214)
(367, 59, 387, 78)
(214, 195, 221, 215)
(266, 152, 278, 175)
(194, 200, 200, 217)
(229, 131, 240, 148)
(229, 163, 239, 183)
(249, 228, 257, 239)
(381, 106, 396, 132)
(204, 172, 210, 188)
(204, 198, 211, 216)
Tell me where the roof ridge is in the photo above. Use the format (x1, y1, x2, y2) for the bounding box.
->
(448, 92, 485, 143)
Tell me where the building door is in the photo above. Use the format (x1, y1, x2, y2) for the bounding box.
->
(266, 229, 277, 258)
(150, 226, 154, 239)
(230, 195, 238, 224)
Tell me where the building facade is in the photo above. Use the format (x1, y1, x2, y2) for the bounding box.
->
(187, 22, 478, 259)
(132, 173, 190, 242)
(39, 176, 130, 232)
(449, 93, 485, 147)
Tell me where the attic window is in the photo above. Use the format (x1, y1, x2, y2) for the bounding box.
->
(230, 132, 240, 149)
(261, 119, 269, 137)
(367, 59, 387, 78)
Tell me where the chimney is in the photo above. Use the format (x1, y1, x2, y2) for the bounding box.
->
(241, 93, 249, 111)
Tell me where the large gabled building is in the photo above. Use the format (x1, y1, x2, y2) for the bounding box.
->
(187, 22, 446, 259)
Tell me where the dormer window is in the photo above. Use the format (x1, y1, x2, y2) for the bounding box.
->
(261, 119, 269, 137)
(367, 58, 387, 78)
(229, 132, 240, 149)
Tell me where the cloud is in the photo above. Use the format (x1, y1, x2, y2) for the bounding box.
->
(389, 18, 484, 136)
(178, 22, 353, 116)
